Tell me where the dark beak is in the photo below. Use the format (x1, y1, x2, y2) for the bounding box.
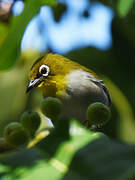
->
(26, 78, 41, 93)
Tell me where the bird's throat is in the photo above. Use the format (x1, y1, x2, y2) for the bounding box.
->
(39, 76, 67, 98)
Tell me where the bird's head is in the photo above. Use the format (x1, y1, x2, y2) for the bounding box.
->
(26, 53, 83, 97)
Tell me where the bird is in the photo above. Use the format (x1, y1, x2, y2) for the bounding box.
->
(26, 53, 111, 125)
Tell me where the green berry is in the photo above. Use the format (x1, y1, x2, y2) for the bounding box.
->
(20, 111, 41, 138)
(4, 122, 28, 147)
(40, 97, 63, 120)
(86, 102, 111, 126)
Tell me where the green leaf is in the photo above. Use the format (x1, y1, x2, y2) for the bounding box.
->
(0, 120, 101, 179)
(117, 0, 135, 17)
(0, 0, 57, 70)
(41, 0, 57, 6)
(63, 138, 135, 180)
(0, 0, 39, 70)
(1, 119, 135, 179)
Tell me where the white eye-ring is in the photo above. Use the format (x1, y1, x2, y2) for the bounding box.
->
(39, 64, 50, 77)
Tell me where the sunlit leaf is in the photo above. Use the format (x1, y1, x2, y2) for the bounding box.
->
(117, 0, 135, 17)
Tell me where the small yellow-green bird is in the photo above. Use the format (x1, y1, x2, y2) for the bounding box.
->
(26, 53, 111, 124)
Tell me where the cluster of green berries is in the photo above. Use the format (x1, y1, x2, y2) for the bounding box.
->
(2, 97, 63, 150)
(4, 111, 41, 147)
(1, 97, 111, 152)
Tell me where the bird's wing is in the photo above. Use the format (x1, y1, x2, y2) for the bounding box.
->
(67, 69, 111, 106)
(89, 75, 111, 106)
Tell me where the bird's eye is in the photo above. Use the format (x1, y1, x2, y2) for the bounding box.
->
(39, 65, 50, 77)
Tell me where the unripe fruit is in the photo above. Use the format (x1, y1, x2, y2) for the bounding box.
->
(4, 122, 28, 146)
(40, 97, 63, 120)
(20, 111, 41, 138)
(86, 102, 111, 127)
